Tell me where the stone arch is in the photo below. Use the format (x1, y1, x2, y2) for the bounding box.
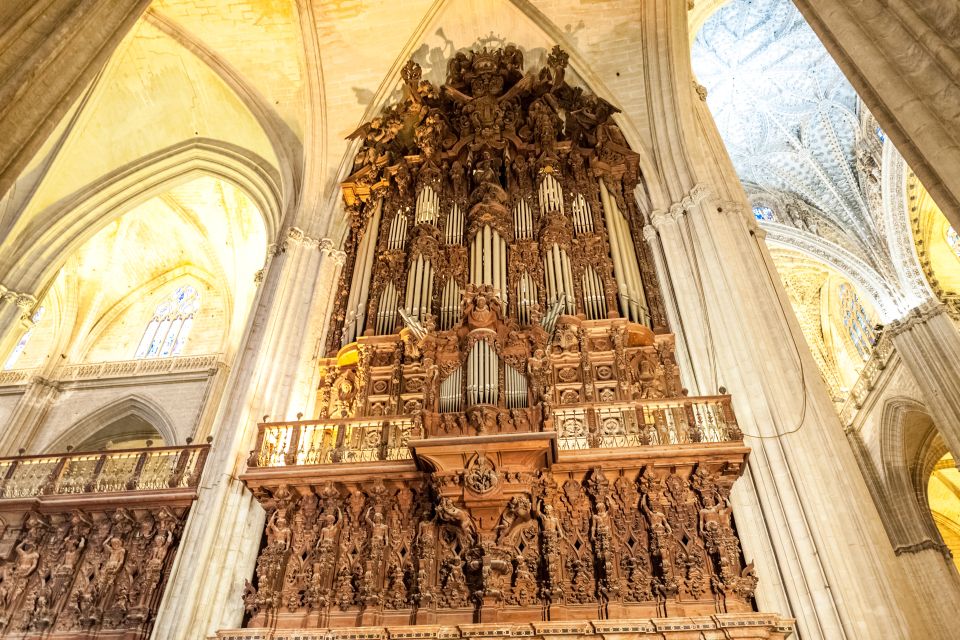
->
(765, 223, 904, 321)
(879, 397, 946, 550)
(43, 394, 178, 454)
(73, 265, 228, 363)
(1, 138, 282, 301)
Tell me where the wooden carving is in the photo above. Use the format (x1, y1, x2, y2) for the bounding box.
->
(0, 506, 186, 638)
(241, 45, 758, 634)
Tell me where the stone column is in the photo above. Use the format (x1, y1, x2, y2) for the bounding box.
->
(845, 427, 960, 639)
(0, 376, 61, 455)
(887, 301, 960, 462)
(0, 0, 151, 201)
(637, 0, 932, 637)
(790, 0, 960, 230)
(150, 227, 344, 640)
(0, 287, 38, 360)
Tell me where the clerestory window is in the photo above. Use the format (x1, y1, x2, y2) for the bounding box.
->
(134, 286, 200, 359)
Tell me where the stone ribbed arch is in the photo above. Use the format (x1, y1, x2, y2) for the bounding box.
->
(40, 394, 177, 454)
(73, 264, 227, 362)
(143, 8, 304, 210)
(1, 139, 282, 301)
(878, 397, 944, 549)
(764, 222, 904, 321)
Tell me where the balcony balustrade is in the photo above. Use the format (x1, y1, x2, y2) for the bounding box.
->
(246, 396, 741, 470)
(0, 441, 209, 501)
(0, 442, 210, 638)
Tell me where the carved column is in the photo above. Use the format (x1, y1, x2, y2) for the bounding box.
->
(151, 228, 344, 640)
(790, 0, 960, 230)
(640, 0, 932, 637)
(0, 0, 151, 201)
(887, 301, 960, 463)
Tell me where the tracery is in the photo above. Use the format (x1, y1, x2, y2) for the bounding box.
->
(133, 286, 201, 359)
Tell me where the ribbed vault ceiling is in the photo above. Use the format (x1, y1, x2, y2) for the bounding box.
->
(691, 0, 873, 245)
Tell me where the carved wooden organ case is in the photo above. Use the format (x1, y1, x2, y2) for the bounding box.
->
(241, 46, 756, 630)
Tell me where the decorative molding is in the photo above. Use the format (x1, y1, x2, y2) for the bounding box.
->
(886, 300, 948, 338)
(881, 147, 934, 305)
(764, 222, 904, 321)
(270, 227, 346, 263)
(217, 616, 795, 640)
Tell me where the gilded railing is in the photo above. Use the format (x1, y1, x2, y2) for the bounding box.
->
(0, 442, 210, 499)
(838, 332, 895, 427)
(248, 396, 741, 468)
(554, 396, 741, 450)
(249, 418, 418, 468)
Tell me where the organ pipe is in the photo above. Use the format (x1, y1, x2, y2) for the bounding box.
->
(517, 271, 537, 326)
(600, 180, 648, 323)
(469, 224, 508, 310)
(342, 199, 383, 345)
(538, 174, 563, 215)
(440, 277, 459, 330)
(582, 266, 605, 320)
(572, 194, 593, 235)
(376, 282, 398, 335)
(446, 204, 464, 244)
(440, 366, 462, 413)
(505, 365, 528, 408)
(514, 201, 533, 239)
(416, 186, 439, 225)
(544, 243, 574, 314)
(466, 340, 498, 407)
(388, 213, 408, 251)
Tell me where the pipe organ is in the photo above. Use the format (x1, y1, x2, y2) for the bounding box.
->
(235, 46, 773, 637)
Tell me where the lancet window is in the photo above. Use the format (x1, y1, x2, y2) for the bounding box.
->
(3, 306, 44, 370)
(134, 286, 200, 359)
(838, 283, 876, 361)
(947, 226, 960, 260)
(753, 205, 774, 221)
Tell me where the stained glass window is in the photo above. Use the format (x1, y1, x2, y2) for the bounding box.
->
(134, 286, 200, 359)
(947, 226, 960, 260)
(753, 205, 774, 221)
(3, 307, 45, 370)
(838, 283, 877, 361)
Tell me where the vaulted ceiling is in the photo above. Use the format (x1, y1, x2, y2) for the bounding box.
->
(692, 0, 871, 244)
(690, 0, 937, 320)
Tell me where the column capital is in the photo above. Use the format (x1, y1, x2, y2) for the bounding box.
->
(888, 300, 948, 337)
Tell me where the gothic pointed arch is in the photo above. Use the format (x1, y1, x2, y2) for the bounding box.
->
(878, 398, 947, 551)
(1, 139, 281, 300)
(764, 223, 904, 321)
(42, 394, 177, 454)
(75, 265, 227, 363)
(322, 0, 666, 248)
